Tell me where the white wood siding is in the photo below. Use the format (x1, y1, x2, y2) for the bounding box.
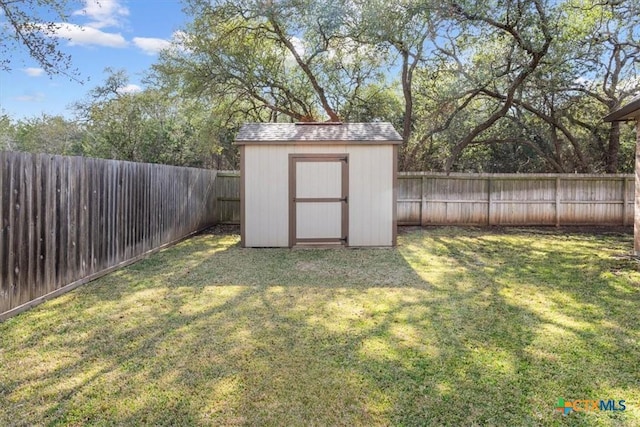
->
(244, 143, 395, 247)
(347, 146, 394, 246)
(292, 145, 348, 154)
(244, 145, 289, 247)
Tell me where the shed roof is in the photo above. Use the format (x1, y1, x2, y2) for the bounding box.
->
(235, 122, 403, 145)
(603, 94, 640, 122)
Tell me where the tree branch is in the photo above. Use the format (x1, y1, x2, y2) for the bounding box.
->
(268, 17, 340, 121)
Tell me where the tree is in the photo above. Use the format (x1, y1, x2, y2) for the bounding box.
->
(349, 0, 435, 146)
(0, 113, 84, 155)
(399, 0, 638, 173)
(0, 0, 79, 77)
(14, 114, 84, 154)
(76, 69, 223, 167)
(0, 113, 17, 150)
(562, 0, 639, 172)
(155, 0, 389, 123)
(148, 0, 637, 173)
(428, 0, 554, 172)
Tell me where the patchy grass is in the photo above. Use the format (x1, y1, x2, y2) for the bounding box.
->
(1, 227, 639, 426)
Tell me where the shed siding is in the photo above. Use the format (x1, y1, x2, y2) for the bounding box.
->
(292, 144, 348, 154)
(244, 145, 289, 247)
(244, 143, 394, 247)
(347, 145, 394, 246)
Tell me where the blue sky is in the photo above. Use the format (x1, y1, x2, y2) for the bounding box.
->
(0, 0, 187, 119)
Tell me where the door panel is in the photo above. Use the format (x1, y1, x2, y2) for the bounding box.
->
(289, 154, 348, 247)
(296, 162, 342, 198)
(296, 202, 342, 239)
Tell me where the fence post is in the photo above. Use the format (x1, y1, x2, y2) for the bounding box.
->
(420, 175, 426, 226)
(487, 177, 492, 225)
(623, 177, 629, 226)
(555, 176, 561, 227)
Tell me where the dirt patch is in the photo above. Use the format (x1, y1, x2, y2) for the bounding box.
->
(200, 224, 240, 236)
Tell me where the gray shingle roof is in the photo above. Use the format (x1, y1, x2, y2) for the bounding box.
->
(235, 122, 403, 144)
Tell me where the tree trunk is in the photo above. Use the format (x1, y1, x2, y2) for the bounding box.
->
(606, 121, 620, 173)
(401, 50, 413, 145)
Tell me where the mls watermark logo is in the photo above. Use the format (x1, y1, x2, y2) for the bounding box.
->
(555, 398, 626, 415)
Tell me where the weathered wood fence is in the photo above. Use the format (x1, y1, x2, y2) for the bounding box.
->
(397, 172, 634, 226)
(1, 151, 217, 320)
(215, 172, 634, 226)
(215, 172, 241, 225)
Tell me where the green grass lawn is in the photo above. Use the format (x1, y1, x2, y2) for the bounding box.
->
(1, 227, 639, 426)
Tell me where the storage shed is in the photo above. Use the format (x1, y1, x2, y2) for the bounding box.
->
(236, 122, 403, 247)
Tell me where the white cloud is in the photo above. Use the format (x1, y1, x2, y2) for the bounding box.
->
(33, 1, 129, 50)
(116, 84, 142, 95)
(14, 92, 45, 102)
(73, 0, 129, 29)
(42, 23, 127, 48)
(148, 31, 192, 56)
(24, 67, 45, 77)
(133, 37, 171, 55)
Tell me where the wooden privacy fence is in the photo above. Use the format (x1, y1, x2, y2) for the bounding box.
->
(215, 171, 241, 225)
(215, 172, 634, 226)
(1, 151, 217, 319)
(397, 172, 634, 226)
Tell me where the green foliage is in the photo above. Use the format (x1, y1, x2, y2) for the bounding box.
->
(400, 0, 639, 172)
(155, 0, 390, 122)
(75, 69, 222, 167)
(0, 113, 84, 155)
(0, 113, 15, 150)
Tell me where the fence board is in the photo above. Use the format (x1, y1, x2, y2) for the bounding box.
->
(0, 153, 5, 312)
(8, 154, 18, 307)
(1, 152, 218, 320)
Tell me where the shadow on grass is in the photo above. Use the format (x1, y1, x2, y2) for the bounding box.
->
(0, 228, 638, 426)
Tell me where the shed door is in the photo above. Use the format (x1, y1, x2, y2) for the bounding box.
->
(289, 154, 348, 247)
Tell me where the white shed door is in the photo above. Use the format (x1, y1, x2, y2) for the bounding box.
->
(289, 154, 348, 247)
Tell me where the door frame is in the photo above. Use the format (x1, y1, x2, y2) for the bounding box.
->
(288, 153, 349, 247)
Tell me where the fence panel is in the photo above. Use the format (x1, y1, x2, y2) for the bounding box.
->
(490, 177, 557, 225)
(396, 175, 421, 225)
(398, 173, 634, 226)
(216, 172, 241, 224)
(0, 152, 218, 320)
